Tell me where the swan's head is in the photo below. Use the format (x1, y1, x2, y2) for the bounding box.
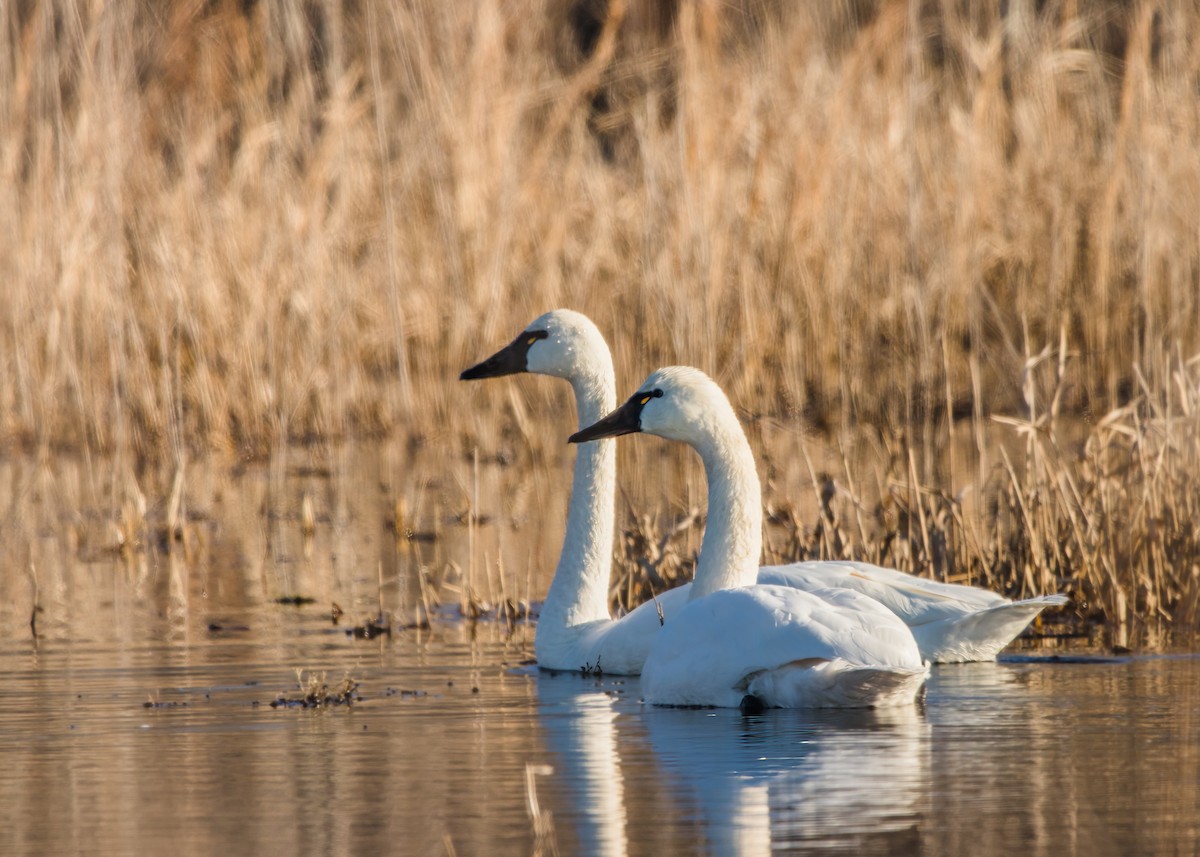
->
(459, 309, 610, 383)
(568, 366, 735, 447)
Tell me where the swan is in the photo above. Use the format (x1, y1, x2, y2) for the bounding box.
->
(571, 366, 928, 709)
(460, 310, 688, 674)
(464, 310, 1065, 664)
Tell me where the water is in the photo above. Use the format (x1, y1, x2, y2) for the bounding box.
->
(2, 608, 1198, 856)
(2, 444, 1198, 855)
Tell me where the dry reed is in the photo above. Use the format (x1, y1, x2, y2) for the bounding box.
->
(2, 1, 1199, 629)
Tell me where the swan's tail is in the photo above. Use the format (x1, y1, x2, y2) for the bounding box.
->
(746, 659, 930, 710)
(914, 595, 1069, 663)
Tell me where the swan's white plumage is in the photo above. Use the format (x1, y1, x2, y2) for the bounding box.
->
(614, 367, 926, 708)
(758, 562, 1069, 663)
(535, 587, 687, 675)
(641, 585, 927, 708)
(636, 366, 764, 599)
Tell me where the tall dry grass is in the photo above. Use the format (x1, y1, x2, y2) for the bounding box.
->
(2, 1, 1199, 628)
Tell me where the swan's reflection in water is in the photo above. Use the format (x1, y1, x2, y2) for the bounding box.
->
(644, 704, 930, 854)
(537, 673, 930, 856)
(537, 675, 632, 857)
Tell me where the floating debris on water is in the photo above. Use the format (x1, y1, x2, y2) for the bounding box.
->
(347, 614, 391, 640)
(269, 670, 361, 709)
(274, 595, 317, 606)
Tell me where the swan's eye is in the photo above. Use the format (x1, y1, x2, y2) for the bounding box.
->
(637, 389, 663, 406)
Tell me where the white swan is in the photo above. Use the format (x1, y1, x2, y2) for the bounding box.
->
(464, 310, 1065, 664)
(571, 366, 928, 709)
(461, 310, 684, 674)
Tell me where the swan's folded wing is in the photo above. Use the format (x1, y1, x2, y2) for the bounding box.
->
(758, 561, 1007, 627)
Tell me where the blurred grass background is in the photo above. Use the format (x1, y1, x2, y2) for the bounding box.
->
(2, 0, 1198, 629)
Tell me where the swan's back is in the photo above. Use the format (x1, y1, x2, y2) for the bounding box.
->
(757, 561, 1068, 662)
(758, 561, 1006, 626)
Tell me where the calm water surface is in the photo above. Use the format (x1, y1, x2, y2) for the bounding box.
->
(1, 612, 1198, 856)
(2, 444, 1198, 855)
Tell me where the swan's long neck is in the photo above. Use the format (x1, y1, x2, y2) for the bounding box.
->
(540, 369, 617, 629)
(690, 416, 762, 600)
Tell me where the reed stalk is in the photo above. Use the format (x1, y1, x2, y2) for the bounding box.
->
(3, 1, 1199, 628)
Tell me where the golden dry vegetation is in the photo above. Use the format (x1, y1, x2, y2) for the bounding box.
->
(2, 0, 1199, 631)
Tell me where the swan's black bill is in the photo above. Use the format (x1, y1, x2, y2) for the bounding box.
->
(460, 329, 548, 380)
(569, 390, 658, 443)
